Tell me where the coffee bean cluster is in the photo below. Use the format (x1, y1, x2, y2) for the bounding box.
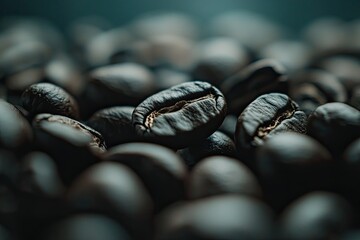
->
(0, 12, 360, 240)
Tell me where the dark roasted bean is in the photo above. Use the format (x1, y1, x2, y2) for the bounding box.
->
(188, 156, 261, 199)
(178, 131, 237, 168)
(132, 81, 227, 149)
(218, 114, 237, 139)
(221, 59, 288, 115)
(235, 93, 307, 165)
(105, 143, 187, 210)
(22, 83, 80, 119)
(86, 106, 139, 147)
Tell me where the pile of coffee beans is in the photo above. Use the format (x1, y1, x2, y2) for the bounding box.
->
(0, 11, 360, 239)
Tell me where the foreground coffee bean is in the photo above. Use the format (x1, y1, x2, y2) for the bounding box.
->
(235, 93, 307, 165)
(307, 102, 360, 159)
(81, 63, 156, 116)
(156, 195, 274, 240)
(221, 59, 288, 114)
(188, 156, 261, 199)
(22, 83, 79, 119)
(0, 100, 32, 151)
(41, 214, 130, 240)
(279, 192, 351, 240)
(32, 114, 106, 184)
(67, 162, 153, 240)
(178, 131, 237, 168)
(256, 132, 336, 210)
(105, 143, 187, 210)
(132, 81, 227, 149)
(86, 106, 139, 147)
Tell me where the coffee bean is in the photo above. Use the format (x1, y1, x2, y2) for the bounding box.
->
(256, 132, 336, 210)
(178, 131, 237, 168)
(188, 156, 261, 199)
(156, 195, 274, 240)
(280, 191, 352, 240)
(67, 162, 153, 240)
(41, 214, 130, 240)
(132, 81, 227, 149)
(350, 85, 360, 110)
(105, 143, 187, 210)
(22, 83, 79, 119)
(307, 102, 360, 159)
(235, 93, 307, 165)
(218, 114, 237, 139)
(221, 59, 288, 115)
(86, 106, 139, 147)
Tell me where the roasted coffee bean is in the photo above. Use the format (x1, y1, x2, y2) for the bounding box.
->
(132, 81, 227, 149)
(279, 192, 351, 240)
(81, 63, 156, 116)
(22, 83, 80, 119)
(235, 93, 307, 165)
(67, 162, 153, 240)
(307, 102, 360, 159)
(350, 86, 360, 110)
(0, 100, 32, 151)
(18, 152, 64, 197)
(153, 68, 190, 91)
(188, 156, 261, 199)
(106, 143, 187, 210)
(32, 114, 105, 184)
(41, 214, 130, 240)
(221, 59, 288, 114)
(178, 131, 237, 168)
(256, 132, 336, 210)
(344, 138, 360, 163)
(156, 195, 274, 240)
(191, 38, 250, 87)
(218, 114, 237, 139)
(289, 69, 347, 115)
(87, 106, 139, 147)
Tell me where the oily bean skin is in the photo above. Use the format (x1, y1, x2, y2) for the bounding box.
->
(235, 93, 307, 165)
(105, 143, 188, 210)
(86, 106, 139, 147)
(279, 192, 352, 240)
(256, 132, 336, 211)
(178, 131, 237, 168)
(132, 81, 227, 149)
(307, 103, 360, 159)
(221, 59, 288, 115)
(188, 156, 262, 199)
(21, 83, 80, 119)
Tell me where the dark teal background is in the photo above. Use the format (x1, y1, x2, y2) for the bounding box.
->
(1, 0, 360, 30)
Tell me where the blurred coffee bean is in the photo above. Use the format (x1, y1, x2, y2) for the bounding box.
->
(289, 69, 347, 115)
(86, 106, 138, 147)
(260, 40, 312, 71)
(210, 11, 282, 50)
(307, 102, 360, 159)
(0, 100, 32, 151)
(221, 59, 288, 115)
(132, 12, 198, 40)
(32, 114, 105, 184)
(18, 152, 64, 197)
(42, 214, 130, 240)
(132, 81, 227, 149)
(156, 195, 274, 240)
(81, 63, 156, 116)
(256, 132, 336, 210)
(303, 18, 349, 53)
(192, 37, 250, 87)
(343, 138, 360, 208)
(235, 93, 307, 166)
(67, 162, 153, 240)
(106, 143, 187, 210)
(178, 131, 237, 168)
(84, 28, 132, 68)
(188, 156, 261, 199)
(279, 192, 352, 240)
(218, 114, 237, 139)
(22, 83, 80, 119)
(153, 68, 190, 91)
(350, 85, 360, 110)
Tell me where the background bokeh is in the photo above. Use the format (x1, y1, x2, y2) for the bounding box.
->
(2, 0, 360, 32)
